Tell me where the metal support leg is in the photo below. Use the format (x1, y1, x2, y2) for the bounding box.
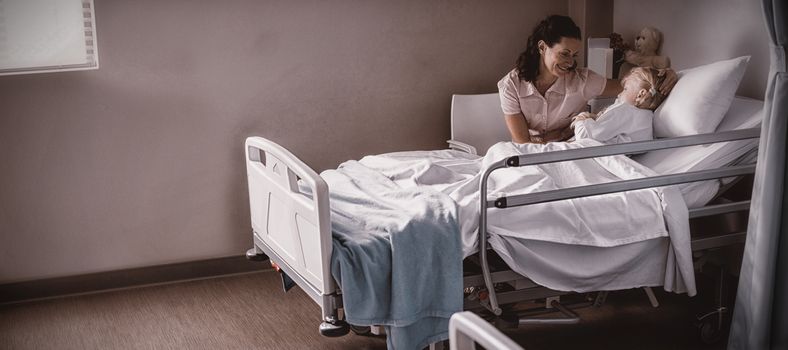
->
(593, 291, 609, 307)
(518, 299, 580, 325)
(479, 168, 503, 316)
(643, 287, 659, 307)
(696, 264, 730, 344)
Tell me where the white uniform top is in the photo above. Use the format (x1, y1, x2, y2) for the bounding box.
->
(573, 100, 654, 144)
(497, 68, 606, 143)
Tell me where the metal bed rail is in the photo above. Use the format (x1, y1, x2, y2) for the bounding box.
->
(477, 128, 761, 316)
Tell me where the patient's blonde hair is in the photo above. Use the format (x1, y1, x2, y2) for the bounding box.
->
(624, 67, 666, 110)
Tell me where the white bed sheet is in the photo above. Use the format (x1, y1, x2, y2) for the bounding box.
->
(342, 99, 761, 295)
(358, 140, 696, 295)
(489, 98, 761, 293)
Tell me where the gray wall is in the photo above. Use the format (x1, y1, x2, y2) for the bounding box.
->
(613, 0, 769, 99)
(3, 0, 768, 283)
(570, 0, 614, 67)
(0, 0, 566, 282)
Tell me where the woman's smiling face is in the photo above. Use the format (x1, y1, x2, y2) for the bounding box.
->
(540, 37, 581, 78)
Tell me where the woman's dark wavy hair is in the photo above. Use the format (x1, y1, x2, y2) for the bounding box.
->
(516, 15, 581, 83)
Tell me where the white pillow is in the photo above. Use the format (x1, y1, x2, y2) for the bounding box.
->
(653, 56, 750, 137)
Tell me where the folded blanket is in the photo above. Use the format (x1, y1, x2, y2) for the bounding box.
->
(322, 160, 463, 350)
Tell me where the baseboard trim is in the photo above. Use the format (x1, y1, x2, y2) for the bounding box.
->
(0, 255, 270, 304)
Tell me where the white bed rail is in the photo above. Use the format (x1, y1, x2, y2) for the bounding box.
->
(477, 128, 761, 316)
(245, 137, 334, 298)
(449, 311, 525, 350)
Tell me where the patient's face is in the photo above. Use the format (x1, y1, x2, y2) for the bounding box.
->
(619, 77, 644, 106)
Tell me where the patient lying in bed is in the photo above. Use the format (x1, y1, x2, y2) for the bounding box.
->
(571, 67, 667, 144)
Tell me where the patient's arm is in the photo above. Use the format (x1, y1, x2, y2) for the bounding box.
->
(572, 112, 598, 122)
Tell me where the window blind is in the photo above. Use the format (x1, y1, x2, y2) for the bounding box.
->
(0, 0, 98, 76)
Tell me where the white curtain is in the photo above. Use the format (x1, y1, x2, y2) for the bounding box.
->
(728, 1, 788, 349)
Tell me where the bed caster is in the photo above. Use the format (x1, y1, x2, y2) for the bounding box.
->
(350, 325, 372, 336)
(319, 316, 350, 337)
(696, 307, 727, 344)
(695, 264, 731, 344)
(245, 248, 269, 262)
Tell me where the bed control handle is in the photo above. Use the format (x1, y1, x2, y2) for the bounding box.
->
(319, 316, 350, 337)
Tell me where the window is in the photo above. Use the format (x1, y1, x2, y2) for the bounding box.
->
(0, 0, 98, 76)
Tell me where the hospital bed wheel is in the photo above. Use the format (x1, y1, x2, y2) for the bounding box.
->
(698, 316, 723, 344)
(245, 248, 269, 262)
(350, 325, 372, 336)
(493, 311, 519, 329)
(696, 309, 727, 344)
(319, 318, 350, 337)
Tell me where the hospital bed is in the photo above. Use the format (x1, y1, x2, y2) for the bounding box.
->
(243, 93, 762, 347)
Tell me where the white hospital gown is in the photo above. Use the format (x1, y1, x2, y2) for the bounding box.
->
(573, 100, 653, 144)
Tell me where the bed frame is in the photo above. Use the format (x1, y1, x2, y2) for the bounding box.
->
(243, 122, 760, 344)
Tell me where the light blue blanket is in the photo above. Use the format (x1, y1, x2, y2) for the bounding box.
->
(322, 160, 463, 350)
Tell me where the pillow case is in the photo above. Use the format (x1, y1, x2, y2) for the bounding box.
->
(653, 56, 750, 137)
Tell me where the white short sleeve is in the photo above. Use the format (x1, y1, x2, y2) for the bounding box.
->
(497, 70, 522, 115)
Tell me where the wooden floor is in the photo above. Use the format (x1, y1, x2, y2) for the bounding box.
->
(0, 270, 730, 349)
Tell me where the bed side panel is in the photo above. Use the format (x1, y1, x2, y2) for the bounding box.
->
(245, 138, 332, 295)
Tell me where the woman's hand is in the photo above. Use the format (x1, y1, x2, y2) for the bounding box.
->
(573, 112, 596, 121)
(657, 68, 678, 95)
(570, 112, 596, 128)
